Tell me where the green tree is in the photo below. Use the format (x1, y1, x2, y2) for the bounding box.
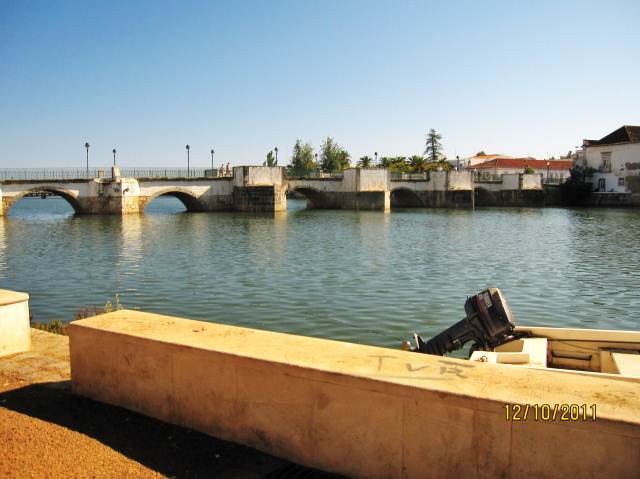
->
(391, 156, 409, 173)
(264, 150, 277, 167)
(476, 150, 486, 156)
(378, 156, 394, 168)
(320, 137, 350, 172)
(357, 156, 373, 168)
(424, 128, 443, 162)
(287, 140, 315, 175)
(524, 166, 535, 174)
(409, 155, 428, 173)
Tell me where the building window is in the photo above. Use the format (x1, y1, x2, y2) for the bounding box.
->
(600, 152, 612, 172)
(619, 177, 625, 186)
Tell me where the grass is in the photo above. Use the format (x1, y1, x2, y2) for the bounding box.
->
(31, 293, 124, 336)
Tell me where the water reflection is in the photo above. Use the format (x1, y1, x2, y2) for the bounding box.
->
(2, 199, 640, 346)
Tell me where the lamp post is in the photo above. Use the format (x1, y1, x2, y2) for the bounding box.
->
(210, 149, 215, 171)
(185, 145, 190, 176)
(374, 151, 378, 167)
(112, 148, 117, 166)
(274, 147, 278, 165)
(84, 142, 90, 177)
(546, 161, 550, 182)
(315, 153, 319, 173)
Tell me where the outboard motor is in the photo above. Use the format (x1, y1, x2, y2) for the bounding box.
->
(405, 288, 525, 356)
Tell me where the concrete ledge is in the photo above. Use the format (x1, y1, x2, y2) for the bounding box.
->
(69, 311, 640, 479)
(0, 289, 31, 357)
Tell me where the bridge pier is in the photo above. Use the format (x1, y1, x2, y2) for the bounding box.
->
(288, 169, 391, 211)
(232, 166, 287, 212)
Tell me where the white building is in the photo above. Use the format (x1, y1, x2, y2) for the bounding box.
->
(468, 157, 573, 182)
(582, 125, 640, 193)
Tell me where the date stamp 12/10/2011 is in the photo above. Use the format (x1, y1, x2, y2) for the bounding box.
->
(505, 404, 597, 422)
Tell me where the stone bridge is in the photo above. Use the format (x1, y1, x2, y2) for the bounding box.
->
(0, 166, 546, 215)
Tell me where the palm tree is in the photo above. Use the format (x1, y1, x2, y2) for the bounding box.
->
(409, 155, 427, 173)
(391, 156, 409, 173)
(378, 156, 394, 169)
(357, 156, 373, 168)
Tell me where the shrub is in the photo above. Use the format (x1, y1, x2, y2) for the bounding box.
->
(31, 293, 125, 336)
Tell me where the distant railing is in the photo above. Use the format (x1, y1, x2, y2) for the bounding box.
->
(474, 173, 503, 183)
(390, 172, 430, 180)
(119, 168, 211, 178)
(542, 176, 568, 185)
(286, 171, 343, 180)
(0, 168, 106, 181)
(0, 167, 221, 181)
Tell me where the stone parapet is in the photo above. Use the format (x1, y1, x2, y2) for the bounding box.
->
(69, 311, 640, 479)
(0, 289, 31, 357)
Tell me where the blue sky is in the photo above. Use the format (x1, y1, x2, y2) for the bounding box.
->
(1, 0, 638, 168)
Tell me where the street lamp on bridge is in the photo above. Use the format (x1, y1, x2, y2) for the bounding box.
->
(84, 142, 90, 176)
(185, 145, 190, 176)
(274, 146, 278, 165)
(112, 149, 117, 166)
(546, 161, 550, 183)
(210, 149, 215, 172)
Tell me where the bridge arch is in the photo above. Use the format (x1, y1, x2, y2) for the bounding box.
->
(390, 187, 424, 208)
(287, 186, 335, 209)
(141, 187, 204, 212)
(3, 186, 83, 215)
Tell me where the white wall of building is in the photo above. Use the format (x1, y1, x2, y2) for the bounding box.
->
(583, 143, 640, 193)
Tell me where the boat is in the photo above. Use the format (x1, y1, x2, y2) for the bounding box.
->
(403, 287, 640, 382)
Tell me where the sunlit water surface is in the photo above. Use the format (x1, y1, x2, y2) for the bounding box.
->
(2, 197, 639, 348)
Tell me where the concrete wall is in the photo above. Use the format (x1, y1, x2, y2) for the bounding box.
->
(521, 174, 542, 190)
(502, 174, 520, 190)
(429, 171, 448, 190)
(447, 171, 473, 190)
(475, 189, 548, 207)
(0, 289, 31, 357)
(356, 168, 389, 191)
(233, 166, 285, 187)
(69, 311, 640, 479)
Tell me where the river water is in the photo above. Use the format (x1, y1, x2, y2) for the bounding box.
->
(1, 197, 639, 348)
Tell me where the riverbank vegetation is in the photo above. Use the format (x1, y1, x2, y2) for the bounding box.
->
(31, 293, 124, 336)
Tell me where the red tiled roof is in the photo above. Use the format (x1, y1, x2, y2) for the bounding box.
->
(468, 158, 573, 170)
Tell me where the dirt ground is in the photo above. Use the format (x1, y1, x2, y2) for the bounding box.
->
(0, 331, 340, 479)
